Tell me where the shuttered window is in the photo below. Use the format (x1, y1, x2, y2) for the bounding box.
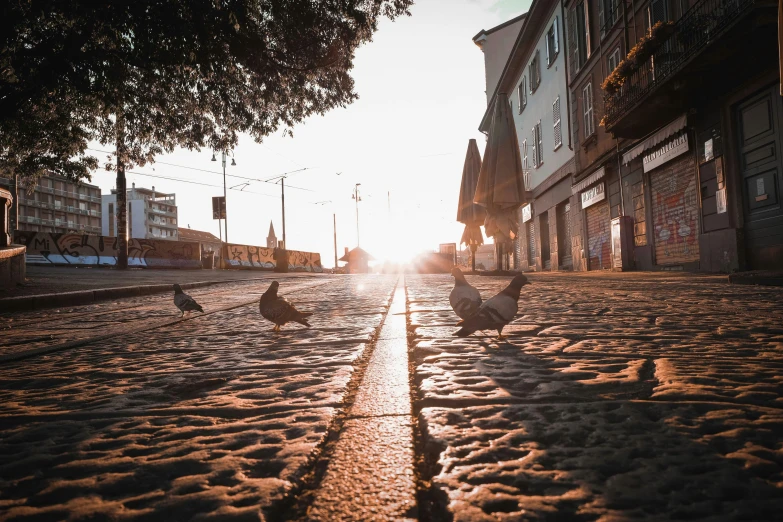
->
(583, 82, 595, 138)
(546, 17, 559, 66)
(529, 51, 541, 93)
(518, 77, 527, 113)
(553, 97, 562, 149)
(522, 139, 528, 169)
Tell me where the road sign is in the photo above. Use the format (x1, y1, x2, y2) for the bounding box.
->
(212, 196, 226, 219)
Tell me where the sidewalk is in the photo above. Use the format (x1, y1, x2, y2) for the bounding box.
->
(3, 265, 320, 298)
(0, 265, 324, 312)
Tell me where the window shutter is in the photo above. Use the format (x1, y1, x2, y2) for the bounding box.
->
(553, 17, 559, 54)
(553, 97, 562, 148)
(522, 139, 528, 169)
(545, 31, 550, 65)
(532, 128, 537, 166)
(599, 0, 605, 38)
(584, 2, 592, 58)
(568, 8, 578, 77)
(537, 123, 543, 164)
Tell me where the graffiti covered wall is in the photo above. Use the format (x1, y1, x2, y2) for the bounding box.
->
(223, 243, 275, 269)
(650, 156, 700, 265)
(288, 250, 323, 273)
(221, 243, 323, 273)
(15, 232, 201, 268)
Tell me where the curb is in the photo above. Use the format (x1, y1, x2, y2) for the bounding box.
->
(728, 272, 783, 287)
(0, 279, 258, 314)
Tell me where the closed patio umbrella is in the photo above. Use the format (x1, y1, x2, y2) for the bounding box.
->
(456, 139, 485, 272)
(474, 93, 529, 270)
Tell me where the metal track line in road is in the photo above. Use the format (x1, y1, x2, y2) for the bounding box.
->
(0, 279, 333, 365)
(305, 278, 417, 521)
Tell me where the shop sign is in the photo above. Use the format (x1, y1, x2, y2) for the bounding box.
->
(580, 183, 605, 209)
(521, 204, 532, 223)
(643, 133, 689, 173)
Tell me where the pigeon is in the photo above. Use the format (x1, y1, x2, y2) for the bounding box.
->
(449, 267, 482, 320)
(454, 274, 530, 339)
(173, 284, 204, 316)
(259, 281, 313, 331)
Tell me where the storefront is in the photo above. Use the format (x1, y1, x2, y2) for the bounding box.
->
(574, 167, 611, 271)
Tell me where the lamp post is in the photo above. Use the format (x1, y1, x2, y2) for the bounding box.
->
(352, 183, 361, 247)
(211, 151, 236, 243)
(316, 200, 337, 269)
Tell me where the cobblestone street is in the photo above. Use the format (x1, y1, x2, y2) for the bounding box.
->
(1, 273, 782, 521)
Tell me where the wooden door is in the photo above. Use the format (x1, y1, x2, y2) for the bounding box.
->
(736, 85, 783, 269)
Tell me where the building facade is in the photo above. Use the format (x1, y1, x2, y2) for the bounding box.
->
(478, 0, 579, 272)
(102, 183, 179, 241)
(473, 14, 528, 105)
(560, 0, 782, 272)
(0, 174, 102, 235)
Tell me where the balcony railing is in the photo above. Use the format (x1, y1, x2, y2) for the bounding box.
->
(604, 0, 754, 127)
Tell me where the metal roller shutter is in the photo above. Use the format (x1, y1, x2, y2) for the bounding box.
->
(650, 153, 700, 265)
(586, 199, 611, 270)
(528, 221, 536, 267)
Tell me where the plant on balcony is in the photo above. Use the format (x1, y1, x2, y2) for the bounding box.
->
(601, 21, 676, 98)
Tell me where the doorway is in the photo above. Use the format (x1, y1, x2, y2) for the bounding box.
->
(735, 85, 783, 269)
(539, 212, 551, 270)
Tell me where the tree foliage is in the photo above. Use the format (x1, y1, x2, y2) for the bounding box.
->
(0, 0, 413, 183)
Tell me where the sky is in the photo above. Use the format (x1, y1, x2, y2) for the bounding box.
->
(86, 0, 531, 268)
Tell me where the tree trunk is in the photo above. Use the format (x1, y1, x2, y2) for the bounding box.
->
(116, 117, 128, 269)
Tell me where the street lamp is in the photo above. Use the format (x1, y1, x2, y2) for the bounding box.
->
(351, 183, 361, 247)
(211, 151, 235, 243)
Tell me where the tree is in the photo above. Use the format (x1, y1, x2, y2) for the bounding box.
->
(1, 0, 412, 266)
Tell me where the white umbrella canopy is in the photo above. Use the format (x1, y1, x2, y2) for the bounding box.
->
(474, 93, 529, 244)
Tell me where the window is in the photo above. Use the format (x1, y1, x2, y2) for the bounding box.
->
(531, 123, 543, 167)
(553, 97, 562, 149)
(518, 77, 527, 113)
(529, 51, 541, 93)
(647, 0, 669, 28)
(607, 47, 621, 75)
(569, 1, 591, 74)
(599, 0, 621, 38)
(583, 82, 595, 138)
(546, 17, 560, 66)
(522, 139, 528, 169)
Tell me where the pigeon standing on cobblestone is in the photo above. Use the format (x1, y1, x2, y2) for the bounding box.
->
(450, 267, 482, 320)
(173, 284, 204, 317)
(455, 274, 529, 339)
(259, 281, 312, 331)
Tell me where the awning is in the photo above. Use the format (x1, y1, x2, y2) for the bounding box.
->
(572, 166, 605, 195)
(622, 114, 688, 165)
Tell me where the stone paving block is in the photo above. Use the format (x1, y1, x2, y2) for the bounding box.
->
(307, 416, 417, 521)
(420, 402, 783, 521)
(0, 408, 336, 521)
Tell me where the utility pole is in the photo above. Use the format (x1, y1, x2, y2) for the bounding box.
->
(212, 151, 235, 243)
(281, 177, 286, 247)
(333, 213, 338, 268)
(352, 183, 361, 247)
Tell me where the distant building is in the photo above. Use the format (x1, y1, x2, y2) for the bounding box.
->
(267, 221, 277, 249)
(0, 174, 102, 235)
(339, 247, 374, 274)
(178, 227, 221, 253)
(474, 244, 496, 271)
(102, 183, 178, 241)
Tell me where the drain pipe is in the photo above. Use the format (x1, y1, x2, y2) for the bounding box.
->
(616, 138, 626, 217)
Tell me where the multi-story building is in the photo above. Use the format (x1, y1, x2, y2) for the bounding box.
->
(102, 183, 179, 241)
(566, 0, 781, 271)
(0, 174, 102, 235)
(477, 0, 578, 272)
(473, 13, 528, 105)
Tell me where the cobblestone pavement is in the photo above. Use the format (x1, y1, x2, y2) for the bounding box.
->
(2, 272, 783, 521)
(0, 275, 398, 521)
(408, 273, 783, 521)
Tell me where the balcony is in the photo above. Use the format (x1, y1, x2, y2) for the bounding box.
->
(603, 0, 778, 137)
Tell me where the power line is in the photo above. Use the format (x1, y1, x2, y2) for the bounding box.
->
(86, 148, 317, 192)
(123, 170, 324, 205)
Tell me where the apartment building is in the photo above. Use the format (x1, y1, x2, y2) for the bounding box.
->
(102, 183, 179, 241)
(0, 174, 102, 235)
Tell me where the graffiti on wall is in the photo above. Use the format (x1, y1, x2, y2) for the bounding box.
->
(223, 243, 275, 269)
(651, 172, 700, 265)
(221, 242, 323, 272)
(288, 250, 323, 273)
(15, 232, 201, 268)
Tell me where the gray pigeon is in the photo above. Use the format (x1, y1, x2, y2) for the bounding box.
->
(173, 284, 204, 316)
(449, 267, 482, 320)
(455, 274, 529, 339)
(259, 281, 313, 331)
